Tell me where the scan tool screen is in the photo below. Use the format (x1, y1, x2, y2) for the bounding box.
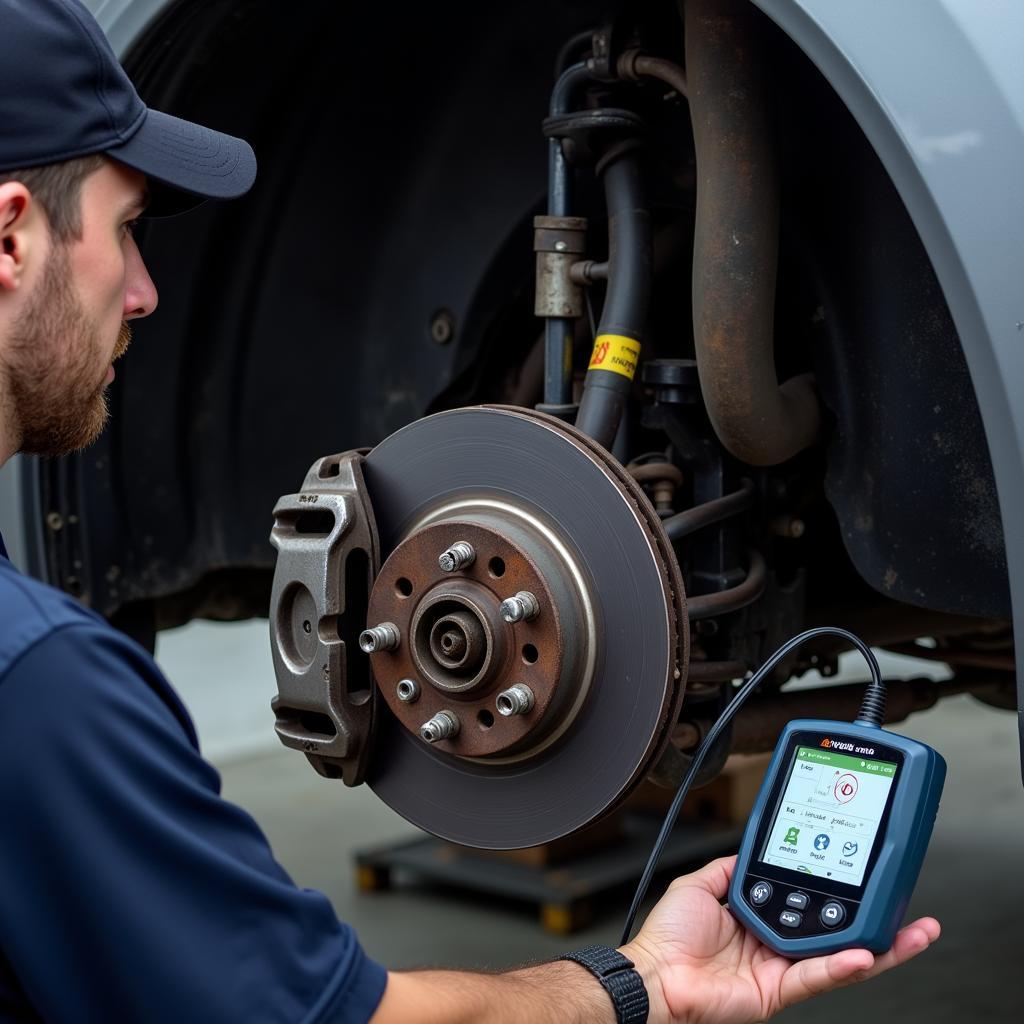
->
(759, 745, 898, 887)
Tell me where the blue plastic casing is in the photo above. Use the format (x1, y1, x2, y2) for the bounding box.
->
(728, 718, 945, 959)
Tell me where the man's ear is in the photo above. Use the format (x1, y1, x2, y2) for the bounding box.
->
(0, 182, 37, 293)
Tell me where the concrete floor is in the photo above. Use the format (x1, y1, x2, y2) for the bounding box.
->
(210, 695, 1021, 1022)
(157, 623, 1024, 1021)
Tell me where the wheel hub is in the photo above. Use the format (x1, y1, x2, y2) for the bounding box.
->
(369, 517, 585, 758)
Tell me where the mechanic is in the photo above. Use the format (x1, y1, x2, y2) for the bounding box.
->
(0, 2, 940, 1022)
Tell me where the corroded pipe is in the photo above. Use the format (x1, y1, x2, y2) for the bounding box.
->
(671, 674, 996, 755)
(686, 548, 767, 619)
(684, 0, 821, 466)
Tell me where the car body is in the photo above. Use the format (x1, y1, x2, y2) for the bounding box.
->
(1, 0, 1020, 801)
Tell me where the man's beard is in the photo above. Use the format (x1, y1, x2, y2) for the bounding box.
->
(4, 245, 131, 458)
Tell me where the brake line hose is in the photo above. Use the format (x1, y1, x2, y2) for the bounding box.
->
(574, 145, 652, 451)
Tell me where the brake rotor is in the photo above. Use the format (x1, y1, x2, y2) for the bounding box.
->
(361, 405, 688, 848)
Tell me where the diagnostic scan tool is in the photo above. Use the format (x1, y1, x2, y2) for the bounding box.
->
(729, 719, 945, 958)
(621, 628, 946, 960)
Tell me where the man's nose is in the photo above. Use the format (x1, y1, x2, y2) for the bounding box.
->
(123, 237, 158, 319)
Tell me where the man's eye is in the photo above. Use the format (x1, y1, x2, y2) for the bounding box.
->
(122, 219, 140, 238)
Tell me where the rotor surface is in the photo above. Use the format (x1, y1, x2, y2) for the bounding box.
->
(362, 406, 687, 848)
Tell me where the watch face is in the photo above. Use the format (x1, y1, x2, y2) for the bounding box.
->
(751, 731, 903, 898)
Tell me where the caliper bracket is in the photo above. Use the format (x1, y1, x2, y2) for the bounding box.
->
(269, 451, 380, 785)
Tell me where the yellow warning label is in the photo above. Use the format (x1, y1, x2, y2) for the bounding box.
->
(588, 334, 641, 380)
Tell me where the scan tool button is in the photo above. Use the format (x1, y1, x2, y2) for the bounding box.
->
(749, 881, 773, 906)
(820, 902, 846, 929)
(779, 910, 802, 928)
(785, 892, 809, 910)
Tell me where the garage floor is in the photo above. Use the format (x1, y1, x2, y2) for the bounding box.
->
(161, 625, 1023, 1022)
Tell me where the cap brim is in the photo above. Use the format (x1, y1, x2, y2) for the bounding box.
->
(106, 108, 257, 217)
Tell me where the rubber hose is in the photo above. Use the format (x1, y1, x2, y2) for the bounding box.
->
(574, 149, 652, 451)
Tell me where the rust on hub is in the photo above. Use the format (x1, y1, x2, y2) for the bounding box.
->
(367, 520, 566, 758)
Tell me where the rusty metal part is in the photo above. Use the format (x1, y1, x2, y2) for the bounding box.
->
(419, 597, 493, 688)
(570, 259, 609, 285)
(629, 461, 684, 516)
(367, 520, 566, 759)
(673, 673, 1004, 756)
(269, 451, 380, 785)
(673, 720, 703, 750)
(687, 658, 748, 682)
(361, 405, 687, 849)
(686, 548, 767, 619)
(617, 49, 688, 98)
(804, 604, 1007, 652)
(628, 462, 684, 487)
(881, 642, 1016, 673)
(684, 0, 821, 466)
(664, 479, 755, 541)
(534, 215, 588, 319)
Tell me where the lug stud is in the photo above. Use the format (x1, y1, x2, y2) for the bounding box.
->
(496, 684, 535, 717)
(420, 710, 460, 742)
(396, 678, 420, 703)
(359, 622, 400, 653)
(438, 541, 475, 572)
(499, 591, 540, 623)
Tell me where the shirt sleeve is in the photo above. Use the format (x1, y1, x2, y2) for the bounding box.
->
(0, 623, 386, 1024)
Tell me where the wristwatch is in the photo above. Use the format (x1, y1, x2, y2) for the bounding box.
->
(559, 945, 649, 1023)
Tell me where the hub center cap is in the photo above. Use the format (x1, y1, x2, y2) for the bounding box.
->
(366, 518, 585, 759)
(413, 582, 499, 692)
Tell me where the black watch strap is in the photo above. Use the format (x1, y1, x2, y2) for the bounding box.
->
(559, 945, 649, 1023)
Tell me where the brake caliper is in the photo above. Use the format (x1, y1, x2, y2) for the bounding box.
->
(268, 451, 379, 785)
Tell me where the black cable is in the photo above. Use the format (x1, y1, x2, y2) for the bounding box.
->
(620, 627, 884, 945)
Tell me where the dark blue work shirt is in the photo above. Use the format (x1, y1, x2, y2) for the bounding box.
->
(0, 535, 386, 1022)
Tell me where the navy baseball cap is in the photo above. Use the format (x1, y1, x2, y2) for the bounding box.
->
(0, 0, 256, 212)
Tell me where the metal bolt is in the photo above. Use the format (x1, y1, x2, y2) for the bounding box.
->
(430, 309, 455, 345)
(496, 684, 535, 717)
(420, 710, 460, 743)
(554, 240, 568, 252)
(499, 591, 541, 623)
(359, 622, 401, 653)
(396, 678, 420, 703)
(438, 541, 475, 572)
(652, 480, 676, 516)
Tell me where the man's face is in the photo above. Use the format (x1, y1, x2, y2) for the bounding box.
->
(5, 160, 157, 456)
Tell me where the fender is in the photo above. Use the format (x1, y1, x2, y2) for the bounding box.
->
(756, 0, 1024, 775)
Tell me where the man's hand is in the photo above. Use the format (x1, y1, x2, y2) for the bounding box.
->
(623, 855, 940, 1024)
